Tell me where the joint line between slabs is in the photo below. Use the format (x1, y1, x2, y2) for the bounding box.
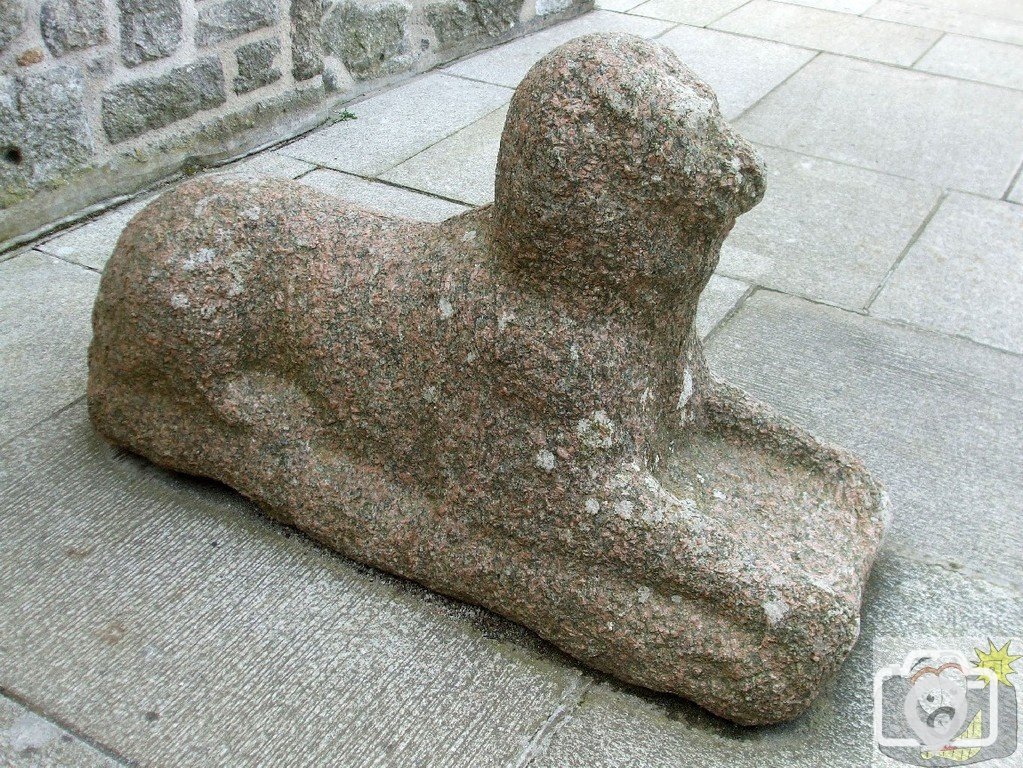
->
(745, 284, 1023, 360)
(730, 50, 822, 124)
(512, 677, 593, 768)
(908, 30, 945, 68)
(705, 0, 757, 28)
(859, 0, 883, 17)
(1001, 154, 1023, 202)
(884, 547, 1023, 599)
(863, 190, 947, 312)
(0, 394, 87, 454)
(0, 685, 138, 767)
(702, 282, 759, 345)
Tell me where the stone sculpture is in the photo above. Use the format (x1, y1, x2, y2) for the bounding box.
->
(88, 32, 888, 725)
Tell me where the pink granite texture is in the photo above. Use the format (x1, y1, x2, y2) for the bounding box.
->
(88, 33, 888, 725)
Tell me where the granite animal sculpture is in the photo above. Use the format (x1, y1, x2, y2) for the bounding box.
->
(89, 32, 888, 725)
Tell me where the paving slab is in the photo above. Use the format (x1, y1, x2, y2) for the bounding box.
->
(718, 145, 940, 308)
(443, 11, 673, 88)
(379, 106, 508, 205)
(38, 197, 154, 272)
(0, 403, 582, 768)
(222, 151, 317, 180)
(532, 555, 1023, 767)
(906, 0, 1023, 23)
(626, 0, 748, 26)
(0, 253, 98, 442)
(695, 273, 749, 338)
(772, 0, 875, 14)
(298, 169, 469, 221)
(1, 696, 119, 767)
(870, 193, 1023, 355)
(281, 74, 513, 176)
(595, 0, 646, 11)
(711, 0, 941, 65)
(655, 26, 815, 119)
(39, 157, 313, 273)
(706, 290, 1023, 585)
(915, 34, 1023, 91)
(866, 0, 1023, 46)
(736, 53, 1023, 197)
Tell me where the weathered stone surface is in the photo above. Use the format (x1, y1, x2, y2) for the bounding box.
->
(594, 0, 643, 11)
(535, 0, 572, 14)
(290, 0, 323, 80)
(234, 38, 282, 94)
(101, 58, 226, 144)
(426, 0, 519, 50)
(0, 0, 23, 51)
(15, 46, 42, 65)
(197, 0, 278, 48)
(88, 34, 887, 726)
(40, 0, 106, 56)
(0, 65, 94, 207)
(117, 0, 181, 67)
(322, 0, 409, 80)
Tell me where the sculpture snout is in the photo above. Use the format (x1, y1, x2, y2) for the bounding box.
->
(723, 132, 767, 217)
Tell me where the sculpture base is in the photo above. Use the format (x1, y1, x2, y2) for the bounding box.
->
(89, 367, 886, 726)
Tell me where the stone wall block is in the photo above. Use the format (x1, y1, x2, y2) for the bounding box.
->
(0, 0, 25, 52)
(535, 0, 573, 15)
(322, 0, 410, 80)
(197, 0, 279, 47)
(118, 0, 182, 67)
(40, 0, 106, 56)
(0, 65, 94, 206)
(234, 37, 282, 94)
(290, 0, 323, 81)
(426, 0, 520, 49)
(101, 57, 226, 143)
(0, 0, 588, 246)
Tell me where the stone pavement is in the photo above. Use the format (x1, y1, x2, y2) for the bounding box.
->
(2, 1, 1022, 765)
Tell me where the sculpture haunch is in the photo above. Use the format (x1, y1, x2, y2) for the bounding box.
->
(89, 33, 888, 725)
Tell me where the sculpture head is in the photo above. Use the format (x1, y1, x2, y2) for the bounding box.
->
(493, 33, 765, 305)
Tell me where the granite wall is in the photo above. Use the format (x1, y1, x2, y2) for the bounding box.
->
(0, 0, 587, 248)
